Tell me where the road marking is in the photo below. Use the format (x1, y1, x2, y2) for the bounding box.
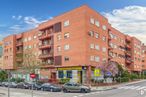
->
(137, 86, 146, 90)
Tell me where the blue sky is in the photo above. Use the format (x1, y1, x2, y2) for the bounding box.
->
(0, 0, 146, 43)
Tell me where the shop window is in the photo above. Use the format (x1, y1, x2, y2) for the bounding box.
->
(67, 71, 72, 78)
(58, 71, 64, 78)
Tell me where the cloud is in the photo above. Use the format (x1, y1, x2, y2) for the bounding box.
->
(103, 5, 146, 44)
(12, 15, 22, 20)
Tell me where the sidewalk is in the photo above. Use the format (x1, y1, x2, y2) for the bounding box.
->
(91, 79, 146, 91)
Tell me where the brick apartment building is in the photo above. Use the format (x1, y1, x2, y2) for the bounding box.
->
(0, 41, 3, 69)
(2, 5, 146, 83)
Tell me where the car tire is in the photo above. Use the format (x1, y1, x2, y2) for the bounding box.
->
(63, 89, 68, 93)
(50, 88, 53, 92)
(81, 89, 86, 93)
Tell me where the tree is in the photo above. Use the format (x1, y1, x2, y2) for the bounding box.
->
(15, 49, 41, 80)
(0, 70, 8, 82)
(97, 61, 119, 82)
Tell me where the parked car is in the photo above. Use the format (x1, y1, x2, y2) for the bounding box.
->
(62, 82, 91, 93)
(1, 82, 9, 87)
(17, 82, 30, 89)
(40, 83, 61, 92)
(9, 82, 17, 88)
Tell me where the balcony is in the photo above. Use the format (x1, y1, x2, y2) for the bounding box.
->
(126, 60, 132, 64)
(126, 37, 131, 43)
(16, 58, 23, 62)
(108, 55, 113, 60)
(125, 51, 132, 57)
(16, 42, 23, 47)
(125, 44, 131, 49)
(41, 61, 54, 66)
(38, 33, 53, 40)
(16, 50, 23, 54)
(39, 53, 53, 59)
(39, 44, 52, 49)
(16, 33, 23, 39)
(108, 46, 113, 50)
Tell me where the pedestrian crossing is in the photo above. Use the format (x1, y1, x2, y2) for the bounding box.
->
(118, 85, 146, 91)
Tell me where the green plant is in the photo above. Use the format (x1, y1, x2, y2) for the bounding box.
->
(59, 78, 70, 84)
(0, 70, 8, 82)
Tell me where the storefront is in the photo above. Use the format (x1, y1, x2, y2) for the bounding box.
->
(57, 66, 87, 83)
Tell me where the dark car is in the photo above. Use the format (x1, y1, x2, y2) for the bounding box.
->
(41, 83, 61, 92)
(17, 82, 30, 89)
(62, 82, 91, 93)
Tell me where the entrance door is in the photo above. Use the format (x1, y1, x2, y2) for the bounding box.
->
(51, 72, 56, 82)
(78, 71, 82, 83)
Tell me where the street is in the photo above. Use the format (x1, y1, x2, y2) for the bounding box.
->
(0, 81, 146, 97)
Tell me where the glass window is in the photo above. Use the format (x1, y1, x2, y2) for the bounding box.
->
(58, 71, 64, 78)
(57, 46, 61, 52)
(64, 57, 69, 61)
(102, 25, 107, 30)
(24, 38, 27, 42)
(90, 18, 94, 24)
(90, 44, 94, 49)
(64, 20, 70, 27)
(64, 32, 69, 39)
(95, 33, 99, 38)
(95, 44, 100, 50)
(64, 44, 70, 50)
(102, 47, 106, 52)
(57, 34, 61, 41)
(88, 31, 94, 37)
(102, 36, 106, 42)
(67, 71, 72, 78)
(29, 45, 32, 49)
(90, 56, 94, 61)
(95, 20, 100, 27)
(95, 56, 100, 62)
(34, 35, 37, 39)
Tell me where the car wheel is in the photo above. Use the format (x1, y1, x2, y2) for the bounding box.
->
(63, 89, 68, 93)
(41, 88, 44, 91)
(81, 89, 86, 93)
(50, 88, 53, 92)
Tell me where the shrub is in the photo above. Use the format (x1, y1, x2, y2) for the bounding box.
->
(115, 77, 129, 83)
(130, 73, 138, 80)
(10, 78, 24, 83)
(59, 78, 70, 84)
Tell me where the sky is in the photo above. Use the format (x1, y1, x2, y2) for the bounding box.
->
(0, 0, 146, 43)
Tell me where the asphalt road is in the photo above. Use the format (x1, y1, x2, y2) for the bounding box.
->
(0, 81, 146, 97)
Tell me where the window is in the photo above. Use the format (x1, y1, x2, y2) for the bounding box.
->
(90, 18, 94, 24)
(95, 44, 100, 50)
(95, 20, 100, 27)
(102, 36, 106, 42)
(58, 71, 64, 78)
(33, 44, 37, 48)
(64, 20, 70, 27)
(64, 44, 70, 50)
(95, 33, 99, 38)
(67, 71, 72, 78)
(88, 31, 94, 37)
(102, 25, 107, 30)
(64, 57, 69, 61)
(90, 56, 94, 61)
(28, 37, 32, 41)
(34, 35, 37, 39)
(57, 34, 61, 41)
(95, 56, 100, 62)
(102, 47, 106, 52)
(90, 44, 94, 49)
(57, 46, 61, 52)
(29, 45, 32, 49)
(64, 32, 69, 39)
(24, 38, 27, 42)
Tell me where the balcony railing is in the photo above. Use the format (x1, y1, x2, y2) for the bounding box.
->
(39, 53, 53, 59)
(125, 44, 131, 49)
(16, 42, 23, 46)
(39, 43, 52, 49)
(16, 50, 23, 54)
(38, 33, 53, 40)
(125, 51, 132, 56)
(41, 61, 54, 65)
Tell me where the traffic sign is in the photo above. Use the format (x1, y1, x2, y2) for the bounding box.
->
(94, 69, 101, 77)
(30, 73, 36, 79)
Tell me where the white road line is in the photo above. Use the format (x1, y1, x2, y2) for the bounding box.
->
(137, 86, 146, 90)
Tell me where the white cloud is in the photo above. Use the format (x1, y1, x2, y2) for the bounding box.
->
(24, 16, 41, 27)
(103, 5, 146, 44)
(12, 15, 22, 20)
